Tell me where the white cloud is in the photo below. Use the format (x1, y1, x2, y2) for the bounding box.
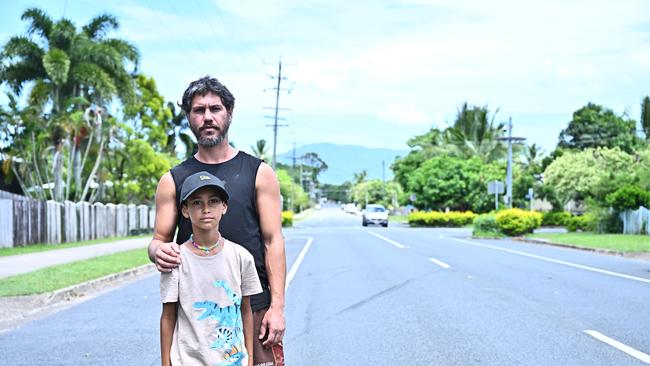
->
(379, 103, 433, 126)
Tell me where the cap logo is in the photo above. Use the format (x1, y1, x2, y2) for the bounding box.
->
(199, 175, 211, 181)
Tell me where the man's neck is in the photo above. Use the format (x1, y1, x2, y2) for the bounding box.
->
(194, 140, 238, 164)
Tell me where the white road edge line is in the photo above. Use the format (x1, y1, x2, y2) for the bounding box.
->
(285, 237, 313, 291)
(444, 236, 650, 284)
(429, 257, 451, 269)
(584, 330, 650, 364)
(367, 231, 408, 249)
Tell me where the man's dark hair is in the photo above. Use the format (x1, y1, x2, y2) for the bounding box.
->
(179, 76, 235, 115)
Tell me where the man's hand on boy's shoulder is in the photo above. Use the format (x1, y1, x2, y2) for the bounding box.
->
(154, 241, 182, 272)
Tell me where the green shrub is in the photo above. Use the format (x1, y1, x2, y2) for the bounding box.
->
(281, 211, 294, 227)
(605, 185, 650, 211)
(566, 214, 596, 232)
(472, 213, 499, 235)
(408, 211, 476, 227)
(541, 211, 571, 227)
(495, 209, 542, 236)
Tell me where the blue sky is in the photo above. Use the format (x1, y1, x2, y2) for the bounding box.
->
(2, 0, 650, 158)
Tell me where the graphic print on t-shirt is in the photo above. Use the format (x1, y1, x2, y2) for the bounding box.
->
(193, 280, 246, 366)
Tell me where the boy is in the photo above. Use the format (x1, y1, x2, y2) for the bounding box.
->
(160, 171, 262, 366)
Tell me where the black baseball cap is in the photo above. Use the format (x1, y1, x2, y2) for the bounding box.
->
(180, 171, 229, 204)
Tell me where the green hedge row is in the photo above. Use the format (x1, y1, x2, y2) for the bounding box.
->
(408, 211, 477, 227)
(282, 211, 294, 227)
(473, 209, 542, 236)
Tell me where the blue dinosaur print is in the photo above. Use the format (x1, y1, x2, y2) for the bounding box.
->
(193, 280, 247, 366)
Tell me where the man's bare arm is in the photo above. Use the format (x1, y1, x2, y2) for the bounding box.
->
(148, 172, 182, 272)
(256, 163, 286, 346)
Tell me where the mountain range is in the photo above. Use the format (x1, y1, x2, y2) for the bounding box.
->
(276, 143, 409, 185)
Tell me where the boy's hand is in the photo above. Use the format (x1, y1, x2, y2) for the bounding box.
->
(155, 242, 182, 272)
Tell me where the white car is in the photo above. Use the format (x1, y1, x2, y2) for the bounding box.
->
(362, 204, 388, 227)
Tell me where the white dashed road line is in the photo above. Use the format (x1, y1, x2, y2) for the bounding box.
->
(285, 237, 313, 291)
(445, 236, 650, 284)
(584, 330, 650, 364)
(429, 257, 451, 269)
(367, 231, 408, 249)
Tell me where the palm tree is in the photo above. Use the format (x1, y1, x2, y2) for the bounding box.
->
(0, 7, 139, 201)
(166, 102, 195, 159)
(444, 103, 506, 162)
(641, 96, 650, 141)
(519, 143, 544, 173)
(251, 139, 269, 162)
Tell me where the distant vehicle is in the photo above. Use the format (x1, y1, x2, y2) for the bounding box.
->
(362, 204, 388, 227)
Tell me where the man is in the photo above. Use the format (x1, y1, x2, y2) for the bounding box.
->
(148, 76, 286, 366)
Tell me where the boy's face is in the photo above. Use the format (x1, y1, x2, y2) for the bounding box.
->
(181, 186, 228, 232)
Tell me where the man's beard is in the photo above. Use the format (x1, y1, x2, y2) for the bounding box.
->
(191, 119, 230, 148)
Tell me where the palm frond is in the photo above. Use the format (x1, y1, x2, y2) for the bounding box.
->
(21, 8, 53, 40)
(82, 13, 119, 40)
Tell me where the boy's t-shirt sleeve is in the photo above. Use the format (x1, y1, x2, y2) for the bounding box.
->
(159, 267, 179, 303)
(240, 250, 263, 297)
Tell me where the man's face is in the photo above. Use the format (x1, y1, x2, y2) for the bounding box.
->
(188, 92, 231, 147)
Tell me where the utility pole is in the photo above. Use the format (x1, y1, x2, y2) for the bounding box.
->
(264, 59, 291, 169)
(498, 117, 526, 208)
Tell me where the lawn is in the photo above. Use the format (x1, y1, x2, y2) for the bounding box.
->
(0, 248, 151, 296)
(389, 214, 409, 223)
(0, 234, 150, 257)
(527, 232, 650, 252)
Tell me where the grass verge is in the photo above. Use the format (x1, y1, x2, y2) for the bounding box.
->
(472, 230, 505, 239)
(389, 215, 409, 223)
(527, 233, 650, 253)
(0, 234, 150, 257)
(0, 248, 150, 296)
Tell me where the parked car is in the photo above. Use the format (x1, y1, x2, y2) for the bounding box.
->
(362, 204, 388, 227)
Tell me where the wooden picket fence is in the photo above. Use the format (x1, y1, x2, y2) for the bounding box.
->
(0, 190, 154, 248)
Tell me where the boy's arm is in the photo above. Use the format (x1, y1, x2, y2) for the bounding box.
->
(160, 302, 177, 366)
(241, 296, 254, 366)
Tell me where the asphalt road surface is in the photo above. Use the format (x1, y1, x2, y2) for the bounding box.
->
(2, 204, 649, 365)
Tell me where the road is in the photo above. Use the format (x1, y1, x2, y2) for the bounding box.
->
(1, 204, 649, 365)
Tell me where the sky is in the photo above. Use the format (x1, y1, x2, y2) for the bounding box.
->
(1, 0, 650, 159)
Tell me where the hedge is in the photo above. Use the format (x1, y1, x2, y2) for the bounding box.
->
(495, 209, 542, 236)
(408, 211, 476, 227)
(566, 214, 595, 232)
(282, 211, 294, 227)
(541, 211, 571, 227)
(472, 213, 499, 235)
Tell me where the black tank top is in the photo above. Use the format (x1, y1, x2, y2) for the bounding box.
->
(170, 151, 270, 311)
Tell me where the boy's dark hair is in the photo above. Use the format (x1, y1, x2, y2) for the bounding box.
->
(179, 76, 235, 115)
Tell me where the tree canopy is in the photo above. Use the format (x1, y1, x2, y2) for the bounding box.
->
(558, 103, 639, 153)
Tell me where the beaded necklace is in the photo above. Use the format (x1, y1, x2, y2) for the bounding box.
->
(190, 234, 223, 255)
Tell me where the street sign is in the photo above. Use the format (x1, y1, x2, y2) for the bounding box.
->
(487, 181, 505, 195)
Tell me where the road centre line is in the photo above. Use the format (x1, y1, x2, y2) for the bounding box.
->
(367, 231, 408, 249)
(285, 237, 313, 291)
(429, 257, 451, 269)
(445, 236, 650, 284)
(584, 330, 650, 364)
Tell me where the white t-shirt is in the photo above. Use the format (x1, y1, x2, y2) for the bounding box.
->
(160, 240, 262, 366)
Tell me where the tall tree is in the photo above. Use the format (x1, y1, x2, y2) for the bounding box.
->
(445, 103, 506, 162)
(641, 96, 650, 141)
(558, 103, 639, 153)
(0, 7, 139, 202)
